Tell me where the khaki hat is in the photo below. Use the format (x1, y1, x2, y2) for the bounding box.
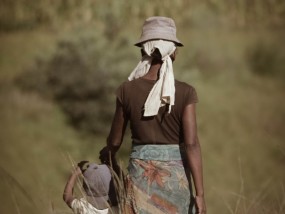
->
(82, 163, 115, 209)
(135, 16, 183, 47)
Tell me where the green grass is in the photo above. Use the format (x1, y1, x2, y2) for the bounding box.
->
(195, 74, 285, 213)
(0, 29, 60, 81)
(0, 29, 104, 213)
(0, 24, 285, 214)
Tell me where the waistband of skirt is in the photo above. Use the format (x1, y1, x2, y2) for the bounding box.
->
(130, 144, 185, 161)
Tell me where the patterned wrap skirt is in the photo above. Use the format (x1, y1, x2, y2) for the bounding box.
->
(125, 144, 195, 214)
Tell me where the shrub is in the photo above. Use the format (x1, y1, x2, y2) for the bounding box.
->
(15, 35, 133, 135)
(246, 39, 285, 77)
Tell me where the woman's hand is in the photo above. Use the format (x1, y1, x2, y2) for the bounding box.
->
(195, 195, 206, 214)
(99, 146, 113, 165)
(99, 146, 124, 178)
(102, 98, 128, 163)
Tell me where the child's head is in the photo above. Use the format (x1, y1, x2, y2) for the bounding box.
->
(78, 161, 114, 209)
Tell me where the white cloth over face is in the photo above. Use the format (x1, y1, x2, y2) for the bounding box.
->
(128, 40, 176, 117)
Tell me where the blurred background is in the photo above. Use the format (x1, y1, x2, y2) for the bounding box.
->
(0, 0, 285, 213)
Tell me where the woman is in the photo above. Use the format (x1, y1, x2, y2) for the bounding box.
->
(100, 16, 206, 214)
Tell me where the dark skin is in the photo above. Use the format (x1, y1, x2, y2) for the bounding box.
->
(63, 167, 82, 208)
(100, 49, 206, 213)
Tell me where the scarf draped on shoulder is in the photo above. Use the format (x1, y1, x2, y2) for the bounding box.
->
(128, 40, 176, 117)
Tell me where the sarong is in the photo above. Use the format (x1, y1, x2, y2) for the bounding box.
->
(125, 144, 195, 214)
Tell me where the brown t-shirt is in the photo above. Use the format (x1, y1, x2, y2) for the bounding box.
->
(116, 78, 198, 144)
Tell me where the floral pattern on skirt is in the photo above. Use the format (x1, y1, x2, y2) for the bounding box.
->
(125, 145, 195, 214)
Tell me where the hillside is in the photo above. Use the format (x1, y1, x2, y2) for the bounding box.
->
(1, 1, 285, 213)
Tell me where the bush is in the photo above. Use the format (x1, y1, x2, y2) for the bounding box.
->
(246, 39, 285, 77)
(15, 34, 134, 135)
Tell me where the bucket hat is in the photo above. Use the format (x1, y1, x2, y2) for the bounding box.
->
(135, 16, 183, 47)
(82, 163, 113, 209)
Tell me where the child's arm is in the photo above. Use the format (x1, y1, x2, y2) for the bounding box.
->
(63, 167, 81, 208)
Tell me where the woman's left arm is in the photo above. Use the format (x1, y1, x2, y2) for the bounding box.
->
(183, 104, 206, 213)
(100, 98, 128, 163)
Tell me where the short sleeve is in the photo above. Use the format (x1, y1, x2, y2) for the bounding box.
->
(115, 82, 125, 105)
(184, 85, 198, 107)
(70, 199, 83, 214)
(71, 198, 109, 214)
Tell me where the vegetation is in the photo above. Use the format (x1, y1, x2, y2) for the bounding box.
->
(0, 1, 285, 213)
(15, 38, 128, 134)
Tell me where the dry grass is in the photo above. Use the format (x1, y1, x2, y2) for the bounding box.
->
(0, 4, 285, 213)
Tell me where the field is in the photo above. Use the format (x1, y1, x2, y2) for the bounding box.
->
(0, 1, 285, 213)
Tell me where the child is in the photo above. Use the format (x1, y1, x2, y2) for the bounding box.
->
(63, 161, 118, 214)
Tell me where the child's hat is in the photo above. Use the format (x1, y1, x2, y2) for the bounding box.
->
(82, 162, 112, 209)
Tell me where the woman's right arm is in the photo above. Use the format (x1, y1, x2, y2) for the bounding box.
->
(182, 103, 206, 213)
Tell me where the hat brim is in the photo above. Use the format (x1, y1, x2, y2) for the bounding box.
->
(134, 38, 183, 47)
(86, 195, 110, 210)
